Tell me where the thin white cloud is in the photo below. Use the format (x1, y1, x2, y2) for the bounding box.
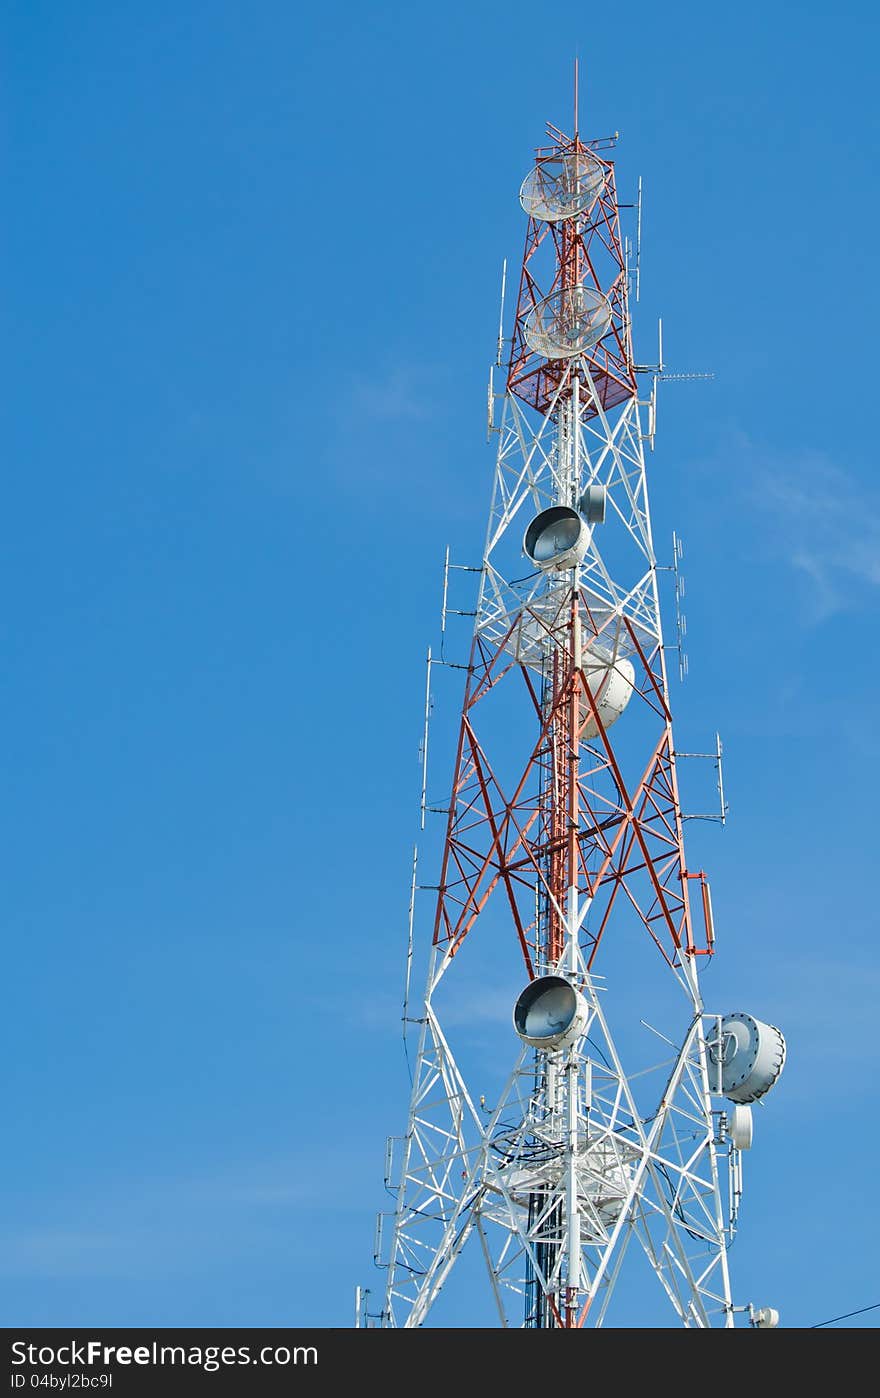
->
(0, 1229, 137, 1280)
(350, 366, 432, 421)
(0, 1149, 372, 1280)
(745, 447, 880, 621)
(432, 981, 523, 1028)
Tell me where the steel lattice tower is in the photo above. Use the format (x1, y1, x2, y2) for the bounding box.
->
(363, 106, 785, 1330)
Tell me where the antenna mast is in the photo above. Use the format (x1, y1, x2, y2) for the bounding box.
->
(365, 87, 786, 1331)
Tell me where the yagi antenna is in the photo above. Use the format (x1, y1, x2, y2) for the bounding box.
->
(495, 258, 507, 368)
(635, 177, 642, 302)
(402, 844, 418, 1053)
(419, 647, 432, 830)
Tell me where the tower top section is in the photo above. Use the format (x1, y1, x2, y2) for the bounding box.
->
(507, 127, 635, 421)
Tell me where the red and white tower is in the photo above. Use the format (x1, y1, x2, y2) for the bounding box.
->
(364, 103, 786, 1329)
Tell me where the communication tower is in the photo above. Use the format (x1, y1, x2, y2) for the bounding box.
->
(361, 95, 786, 1329)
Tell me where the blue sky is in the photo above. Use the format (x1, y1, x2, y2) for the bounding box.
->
(2, 0, 878, 1328)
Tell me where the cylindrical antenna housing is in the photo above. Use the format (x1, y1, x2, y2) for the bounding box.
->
(710, 1013, 786, 1104)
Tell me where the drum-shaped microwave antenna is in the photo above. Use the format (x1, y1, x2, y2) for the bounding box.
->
(728, 1104, 753, 1151)
(580, 484, 607, 525)
(709, 1013, 786, 1104)
(752, 1308, 780, 1329)
(523, 286, 612, 360)
(519, 150, 605, 222)
(513, 975, 589, 1052)
(580, 646, 636, 739)
(524, 505, 590, 571)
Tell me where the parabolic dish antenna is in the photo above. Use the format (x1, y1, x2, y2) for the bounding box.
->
(519, 150, 605, 222)
(523, 286, 612, 360)
(513, 975, 589, 1052)
(523, 505, 590, 571)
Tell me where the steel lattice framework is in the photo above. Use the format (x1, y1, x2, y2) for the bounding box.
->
(365, 117, 770, 1330)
